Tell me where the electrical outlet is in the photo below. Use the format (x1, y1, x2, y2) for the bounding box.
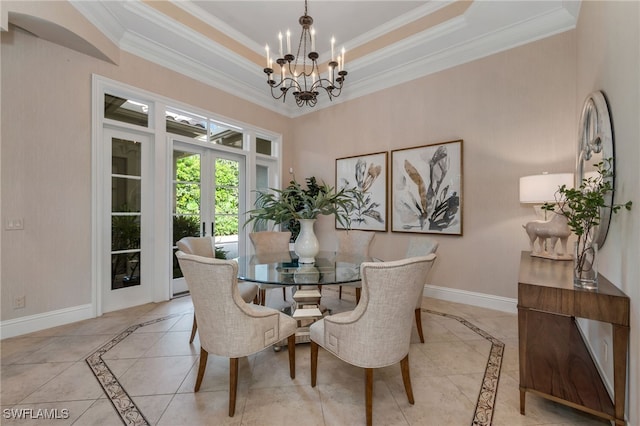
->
(13, 295, 26, 309)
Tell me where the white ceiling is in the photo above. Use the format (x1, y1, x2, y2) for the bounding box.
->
(69, 0, 581, 117)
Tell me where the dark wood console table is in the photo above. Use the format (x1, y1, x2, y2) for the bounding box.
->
(518, 251, 629, 425)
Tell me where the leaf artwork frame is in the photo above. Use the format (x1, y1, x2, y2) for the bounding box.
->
(335, 151, 388, 231)
(391, 140, 463, 235)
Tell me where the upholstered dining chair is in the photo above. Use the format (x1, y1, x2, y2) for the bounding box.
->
(176, 236, 259, 343)
(337, 230, 375, 302)
(175, 251, 297, 417)
(249, 231, 291, 305)
(310, 255, 437, 426)
(405, 237, 439, 343)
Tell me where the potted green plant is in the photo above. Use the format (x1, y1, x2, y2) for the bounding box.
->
(543, 158, 632, 288)
(245, 176, 356, 263)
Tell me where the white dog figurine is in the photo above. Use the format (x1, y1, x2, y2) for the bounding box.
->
(523, 213, 572, 260)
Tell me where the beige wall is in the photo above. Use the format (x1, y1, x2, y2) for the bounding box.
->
(288, 3, 639, 418)
(2, 2, 638, 422)
(0, 25, 291, 320)
(575, 1, 639, 423)
(290, 31, 577, 299)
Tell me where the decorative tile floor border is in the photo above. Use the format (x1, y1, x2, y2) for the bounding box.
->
(86, 310, 503, 426)
(424, 309, 505, 426)
(85, 313, 182, 426)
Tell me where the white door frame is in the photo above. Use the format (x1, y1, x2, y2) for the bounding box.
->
(102, 128, 155, 313)
(91, 75, 282, 317)
(171, 139, 247, 296)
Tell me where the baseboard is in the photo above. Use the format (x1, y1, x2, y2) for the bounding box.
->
(423, 284, 518, 314)
(0, 287, 516, 339)
(0, 304, 95, 339)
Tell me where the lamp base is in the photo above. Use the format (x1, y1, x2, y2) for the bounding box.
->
(529, 251, 573, 261)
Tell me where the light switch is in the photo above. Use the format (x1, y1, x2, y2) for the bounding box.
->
(6, 218, 24, 230)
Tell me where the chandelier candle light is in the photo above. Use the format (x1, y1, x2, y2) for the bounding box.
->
(263, 0, 347, 107)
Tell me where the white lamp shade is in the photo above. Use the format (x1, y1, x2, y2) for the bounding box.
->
(519, 173, 574, 204)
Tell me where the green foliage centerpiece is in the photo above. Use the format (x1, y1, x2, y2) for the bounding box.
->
(543, 159, 632, 288)
(245, 177, 356, 263)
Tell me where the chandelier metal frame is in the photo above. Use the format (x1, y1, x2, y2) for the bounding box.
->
(263, 0, 347, 107)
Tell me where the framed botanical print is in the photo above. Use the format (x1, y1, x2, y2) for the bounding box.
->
(391, 140, 463, 235)
(335, 151, 388, 231)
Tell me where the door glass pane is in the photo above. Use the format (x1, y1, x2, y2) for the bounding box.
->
(166, 108, 207, 142)
(112, 139, 141, 176)
(111, 253, 140, 289)
(111, 216, 140, 251)
(209, 121, 243, 150)
(256, 164, 269, 189)
(111, 137, 142, 290)
(112, 178, 141, 212)
(214, 158, 240, 258)
(104, 94, 149, 127)
(173, 150, 202, 278)
(253, 164, 270, 232)
(256, 137, 272, 156)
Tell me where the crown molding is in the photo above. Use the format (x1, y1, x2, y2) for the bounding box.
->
(67, 0, 580, 118)
(120, 31, 289, 115)
(69, 0, 125, 44)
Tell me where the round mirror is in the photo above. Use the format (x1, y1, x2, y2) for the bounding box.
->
(576, 91, 613, 248)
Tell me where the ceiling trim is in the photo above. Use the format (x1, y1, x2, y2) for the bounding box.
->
(67, 0, 580, 118)
(118, 1, 294, 115)
(69, 0, 124, 45)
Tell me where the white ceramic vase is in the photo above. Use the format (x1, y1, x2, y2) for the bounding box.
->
(294, 218, 319, 264)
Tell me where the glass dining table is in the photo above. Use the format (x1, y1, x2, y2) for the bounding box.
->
(235, 250, 371, 287)
(235, 250, 371, 348)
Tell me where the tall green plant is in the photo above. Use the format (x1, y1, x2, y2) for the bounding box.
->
(245, 176, 357, 238)
(542, 159, 631, 240)
(542, 158, 632, 276)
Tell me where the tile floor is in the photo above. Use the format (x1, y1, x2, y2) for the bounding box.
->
(1, 286, 610, 425)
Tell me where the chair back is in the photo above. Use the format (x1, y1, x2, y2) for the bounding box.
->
(249, 231, 291, 254)
(337, 230, 375, 256)
(405, 237, 439, 257)
(329, 255, 436, 367)
(405, 237, 438, 309)
(176, 236, 215, 258)
(249, 231, 292, 264)
(175, 251, 285, 357)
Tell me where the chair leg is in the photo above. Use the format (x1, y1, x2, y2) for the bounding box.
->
(339, 285, 343, 299)
(365, 368, 373, 426)
(400, 354, 415, 404)
(288, 334, 296, 379)
(310, 341, 319, 387)
(194, 348, 208, 392)
(282, 287, 287, 301)
(229, 358, 238, 417)
(355, 287, 362, 304)
(414, 308, 425, 343)
(259, 288, 266, 306)
(189, 315, 198, 344)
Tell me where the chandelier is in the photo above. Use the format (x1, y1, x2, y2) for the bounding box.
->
(263, 0, 347, 107)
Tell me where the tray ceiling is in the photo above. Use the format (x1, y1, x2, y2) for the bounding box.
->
(69, 0, 580, 117)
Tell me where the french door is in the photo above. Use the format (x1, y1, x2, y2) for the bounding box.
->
(94, 79, 282, 317)
(103, 128, 153, 312)
(171, 142, 245, 295)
